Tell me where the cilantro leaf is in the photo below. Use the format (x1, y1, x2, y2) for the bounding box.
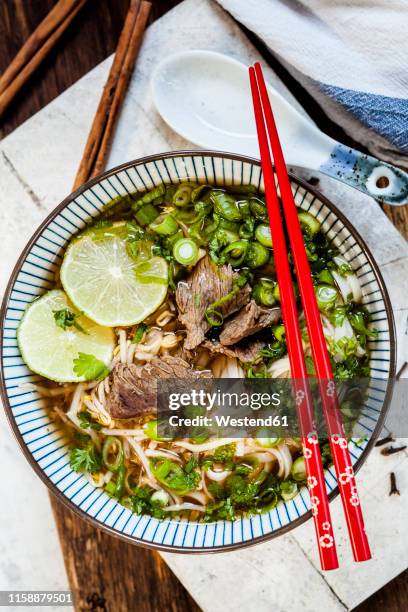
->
(130, 486, 166, 519)
(78, 410, 102, 431)
(53, 308, 86, 333)
(73, 353, 110, 381)
(69, 443, 101, 473)
(184, 456, 198, 474)
(201, 443, 236, 471)
(131, 322, 149, 344)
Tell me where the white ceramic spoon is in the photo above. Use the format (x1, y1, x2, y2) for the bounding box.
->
(151, 50, 408, 205)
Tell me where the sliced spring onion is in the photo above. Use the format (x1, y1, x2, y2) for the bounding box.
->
(255, 224, 273, 247)
(151, 489, 170, 507)
(221, 240, 249, 267)
(349, 309, 377, 338)
(239, 218, 255, 240)
(205, 308, 224, 327)
(297, 211, 321, 236)
(144, 419, 174, 442)
(255, 428, 282, 448)
(114, 464, 125, 498)
(131, 184, 165, 210)
(102, 436, 124, 472)
(253, 278, 275, 306)
(280, 480, 299, 501)
(173, 238, 199, 266)
(245, 242, 270, 268)
(135, 203, 159, 226)
(249, 198, 267, 219)
(190, 426, 210, 444)
(149, 213, 178, 235)
(272, 324, 285, 343)
(291, 456, 307, 482)
(212, 192, 242, 221)
(143, 419, 160, 440)
(218, 218, 240, 232)
(333, 255, 353, 276)
(191, 184, 209, 202)
(205, 271, 249, 326)
(315, 284, 338, 312)
(173, 184, 194, 207)
(318, 269, 335, 286)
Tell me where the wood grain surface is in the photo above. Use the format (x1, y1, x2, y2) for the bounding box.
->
(0, 1, 407, 611)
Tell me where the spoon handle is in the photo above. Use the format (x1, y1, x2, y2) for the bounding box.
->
(318, 142, 408, 206)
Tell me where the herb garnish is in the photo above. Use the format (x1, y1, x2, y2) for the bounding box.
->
(53, 308, 86, 333)
(78, 410, 102, 431)
(69, 441, 102, 473)
(131, 322, 150, 344)
(73, 353, 110, 381)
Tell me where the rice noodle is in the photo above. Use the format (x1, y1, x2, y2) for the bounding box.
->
(127, 437, 155, 480)
(118, 329, 127, 363)
(127, 342, 137, 364)
(156, 310, 175, 327)
(248, 443, 293, 479)
(347, 273, 362, 303)
(320, 314, 335, 338)
(211, 355, 245, 378)
(139, 475, 160, 490)
(66, 383, 86, 427)
(83, 392, 111, 426)
(85, 472, 105, 488)
(235, 439, 245, 457)
(333, 317, 354, 342)
(206, 467, 232, 482)
(332, 270, 351, 302)
(164, 503, 206, 513)
(267, 356, 291, 378)
(160, 333, 179, 350)
(277, 443, 293, 479)
(173, 438, 238, 452)
(20, 383, 77, 396)
(101, 428, 146, 438)
(185, 491, 208, 505)
(145, 448, 183, 462)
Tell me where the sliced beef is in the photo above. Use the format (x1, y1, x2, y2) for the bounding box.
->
(176, 255, 251, 350)
(219, 300, 281, 346)
(107, 355, 212, 420)
(202, 339, 266, 363)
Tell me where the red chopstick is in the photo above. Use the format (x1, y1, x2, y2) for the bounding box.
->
(252, 62, 371, 563)
(249, 67, 338, 570)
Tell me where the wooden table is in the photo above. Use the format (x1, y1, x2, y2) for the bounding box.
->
(0, 2, 407, 610)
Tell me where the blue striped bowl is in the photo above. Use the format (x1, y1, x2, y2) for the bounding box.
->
(0, 151, 395, 552)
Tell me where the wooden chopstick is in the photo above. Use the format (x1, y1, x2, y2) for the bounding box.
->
(253, 62, 371, 563)
(73, 0, 151, 189)
(92, 0, 151, 177)
(249, 67, 339, 571)
(0, 0, 88, 118)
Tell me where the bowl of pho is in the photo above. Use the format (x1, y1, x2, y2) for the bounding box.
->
(0, 151, 395, 552)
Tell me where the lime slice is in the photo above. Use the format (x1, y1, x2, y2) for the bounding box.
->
(60, 225, 168, 326)
(17, 290, 115, 382)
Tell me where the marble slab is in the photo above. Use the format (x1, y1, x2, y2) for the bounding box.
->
(0, 0, 407, 610)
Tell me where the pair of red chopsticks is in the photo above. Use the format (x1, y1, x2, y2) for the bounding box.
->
(249, 63, 371, 570)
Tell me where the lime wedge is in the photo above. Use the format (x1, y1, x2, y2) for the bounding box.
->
(60, 225, 168, 326)
(17, 290, 115, 382)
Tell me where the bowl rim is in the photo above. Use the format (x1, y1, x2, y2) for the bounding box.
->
(0, 149, 397, 554)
